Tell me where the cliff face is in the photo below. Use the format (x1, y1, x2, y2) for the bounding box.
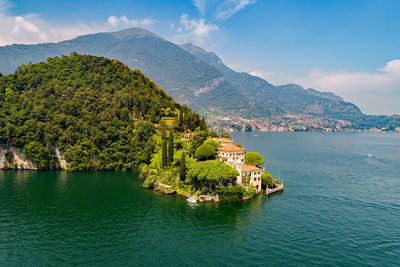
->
(0, 145, 70, 170)
(55, 148, 69, 170)
(0, 144, 37, 170)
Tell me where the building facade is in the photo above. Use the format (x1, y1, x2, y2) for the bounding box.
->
(216, 143, 263, 192)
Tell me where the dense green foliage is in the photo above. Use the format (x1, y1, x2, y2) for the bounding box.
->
(188, 131, 208, 156)
(220, 133, 231, 139)
(187, 160, 239, 189)
(203, 139, 220, 149)
(245, 152, 264, 166)
(262, 172, 279, 188)
(0, 54, 199, 170)
(194, 144, 216, 161)
(216, 186, 245, 203)
(199, 117, 207, 131)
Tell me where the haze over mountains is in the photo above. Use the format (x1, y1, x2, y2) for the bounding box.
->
(0, 27, 389, 128)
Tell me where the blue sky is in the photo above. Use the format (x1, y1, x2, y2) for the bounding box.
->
(1, 0, 399, 115)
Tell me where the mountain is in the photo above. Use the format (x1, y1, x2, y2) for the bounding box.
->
(0, 27, 365, 122)
(0, 54, 200, 171)
(179, 43, 360, 119)
(0, 28, 248, 117)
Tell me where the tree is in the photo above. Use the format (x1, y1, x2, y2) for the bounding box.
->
(0, 54, 202, 171)
(200, 117, 207, 131)
(194, 144, 216, 161)
(262, 172, 276, 188)
(187, 160, 239, 190)
(189, 131, 208, 156)
(178, 111, 184, 131)
(167, 129, 174, 164)
(220, 133, 231, 139)
(179, 152, 186, 180)
(161, 128, 168, 168)
(203, 139, 221, 149)
(244, 152, 264, 166)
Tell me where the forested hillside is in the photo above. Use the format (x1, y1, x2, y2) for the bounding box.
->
(0, 53, 200, 171)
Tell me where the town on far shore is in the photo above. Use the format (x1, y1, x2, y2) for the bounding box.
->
(140, 117, 284, 203)
(207, 114, 400, 133)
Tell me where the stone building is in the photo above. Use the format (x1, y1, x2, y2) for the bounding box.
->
(216, 143, 263, 192)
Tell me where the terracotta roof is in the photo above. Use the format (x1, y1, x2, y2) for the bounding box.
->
(241, 164, 263, 172)
(217, 144, 245, 151)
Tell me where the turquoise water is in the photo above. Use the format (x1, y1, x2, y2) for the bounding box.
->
(0, 132, 399, 266)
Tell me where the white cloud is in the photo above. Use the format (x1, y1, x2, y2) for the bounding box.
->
(191, 0, 256, 21)
(192, 0, 207, 15)
(215, 0, 256, 21)
(106, 15, 153, 27)
(107, 16, 119, 27)
(174, 14, 219, 45)
(0, 0, 154, 46)
(296, 59, 400, 114)
(250, 70, 275, 81)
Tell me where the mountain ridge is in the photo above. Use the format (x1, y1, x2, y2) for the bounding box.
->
(0, 27, 373, 123)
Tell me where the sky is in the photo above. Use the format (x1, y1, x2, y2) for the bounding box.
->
(0, 0, 399, 115)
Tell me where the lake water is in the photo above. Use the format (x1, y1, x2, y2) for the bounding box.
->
(1, 132, 399, 266)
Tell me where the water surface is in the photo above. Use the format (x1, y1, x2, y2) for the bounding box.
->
(1, 132, 399, 266)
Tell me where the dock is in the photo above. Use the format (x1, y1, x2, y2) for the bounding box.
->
(266, 183, 284, 196)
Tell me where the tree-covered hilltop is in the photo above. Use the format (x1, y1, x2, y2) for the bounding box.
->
(0, 53, 200, 171)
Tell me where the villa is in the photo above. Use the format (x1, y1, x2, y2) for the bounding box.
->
(216, 143, 263, 192)
(212, 138, 234, 147)
(181, 132, 194, 141)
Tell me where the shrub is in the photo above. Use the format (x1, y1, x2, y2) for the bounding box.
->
(194, 144, 216, 161)
(262, 172, 277, 188)
(244, 186, 257, 198)
(245, 152, 264, 166)
(203, 139, 221, 149)
(216, 186, 245, 203)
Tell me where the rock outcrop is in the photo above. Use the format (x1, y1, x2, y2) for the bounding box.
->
(0, 144, 37, 170)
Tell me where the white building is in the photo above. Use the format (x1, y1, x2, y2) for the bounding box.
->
(217, 144, 263, 192)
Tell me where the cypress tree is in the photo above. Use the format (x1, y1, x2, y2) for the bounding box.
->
(161, 128, 167, 168)
(180, 152, 186, 180)
(200, 117, 207, 131)
(178, 112, 184, 131)
(168, 129, 174, 164)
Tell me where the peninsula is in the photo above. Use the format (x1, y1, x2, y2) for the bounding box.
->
(140, 124, 282, 203)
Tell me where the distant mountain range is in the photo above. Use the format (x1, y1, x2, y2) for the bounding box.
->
(0, 27, 398, 130)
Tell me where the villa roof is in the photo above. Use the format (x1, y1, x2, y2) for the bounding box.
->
(241, 164, 263, 172)
(212, 138, 233, 143)
(217, 144, 245, 152)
